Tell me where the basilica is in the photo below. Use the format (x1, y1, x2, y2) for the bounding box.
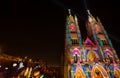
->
(64, 9, 120, 78)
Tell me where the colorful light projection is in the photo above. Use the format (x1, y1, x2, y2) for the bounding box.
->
(105, 49, 113, 57)
(92, 64, 109, 78)
(75, 69, 86, 78)
(84, 37, 95, 46)
(95, 24, 101, 32)
(114, 68, 120, 78)
(75, 62, 86, 78)
(70, 23, 76, 31)
(65, 9, 120, 78)
(70, 48, 81, 64)
(73, 48, 80, 63)
(87, 50, 99, 62)
(73, 48, 80, 55)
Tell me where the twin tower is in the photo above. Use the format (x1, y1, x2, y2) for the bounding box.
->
(64, 9, 120, 78)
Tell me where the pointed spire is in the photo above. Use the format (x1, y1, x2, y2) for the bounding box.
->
(87, 9, 93, 22)
(74, 15, 77, 22)
(88, 15, 92, 22)
(96, 17, 101, 23)
(68, 9, 75, 23)
(74, 15, 78, 25)
(68, 9, 71, 16)
(86, 9, 91, 16)
(92, 16, 97, 23)
(86, 9, 97, 23)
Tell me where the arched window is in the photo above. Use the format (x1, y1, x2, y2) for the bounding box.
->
(92, 64, 109, 78)
(114, 68, 120, 78)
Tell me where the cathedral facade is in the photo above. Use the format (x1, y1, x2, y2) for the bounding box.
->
(64, 9, 120, 78)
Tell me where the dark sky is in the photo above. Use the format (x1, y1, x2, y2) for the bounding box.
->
(0, 0, 120, 65)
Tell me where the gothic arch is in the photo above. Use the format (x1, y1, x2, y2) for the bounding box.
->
(87, 51, 99, 61)
(92, 64, 109, 78)
(105, 49, 113, 56)
(114, 68, 120, 78)
(75, 68, 86, 78)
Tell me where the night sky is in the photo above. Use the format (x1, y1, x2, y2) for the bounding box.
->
(0, 0, 120, 65)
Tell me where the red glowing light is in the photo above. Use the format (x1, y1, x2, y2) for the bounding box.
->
(70, 24, 76, 31)
(96, 26, 101, 31)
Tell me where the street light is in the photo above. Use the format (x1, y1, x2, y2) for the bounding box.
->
(13, 63, 17, 67)
(5, 67, 8, 70)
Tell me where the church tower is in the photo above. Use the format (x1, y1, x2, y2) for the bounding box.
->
(64, 9, 83, 78)
(64, 9, 120, 78)
(86, 10, 118, 60)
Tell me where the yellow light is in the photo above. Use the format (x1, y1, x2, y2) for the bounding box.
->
(34, 71, 40, 76)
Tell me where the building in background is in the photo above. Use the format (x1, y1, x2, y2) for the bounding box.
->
(64, 9, 120, 78)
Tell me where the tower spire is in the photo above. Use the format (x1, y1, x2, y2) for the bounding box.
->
(86, 9, 91, 16)
(68, 9, 71, 15)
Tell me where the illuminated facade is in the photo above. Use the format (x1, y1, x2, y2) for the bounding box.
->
(64, 9, 120, 78)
